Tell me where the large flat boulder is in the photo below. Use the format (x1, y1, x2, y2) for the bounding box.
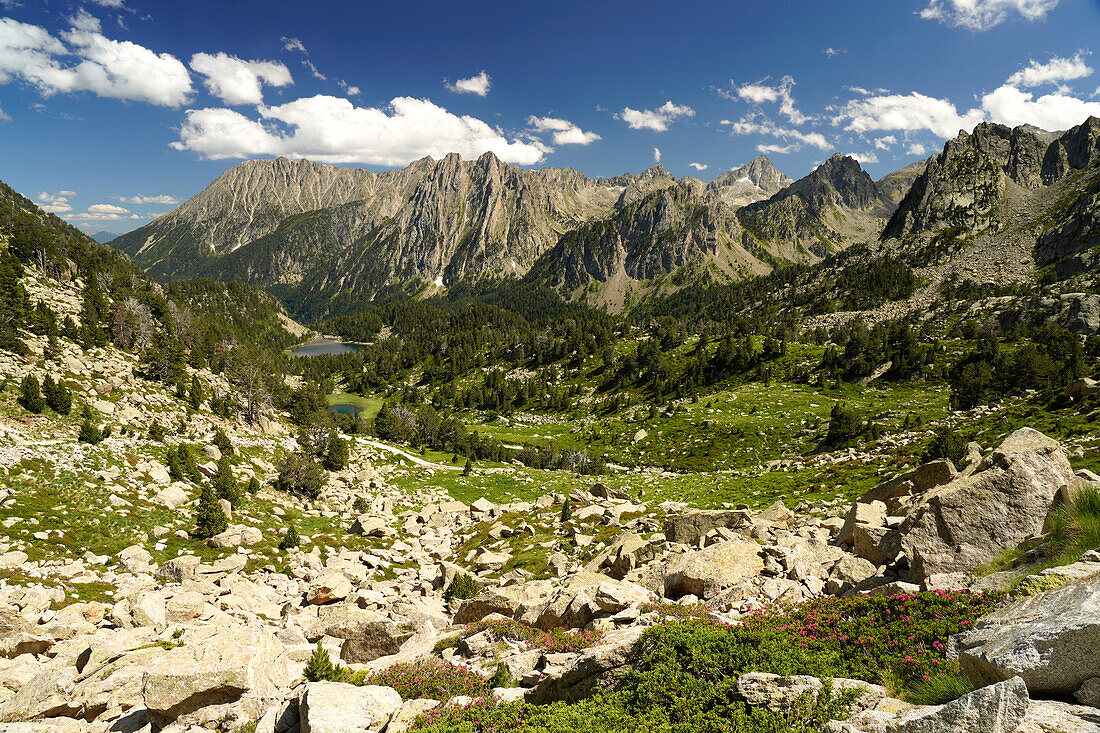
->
(663, 538, 763, 599)
(663, 509, 753, 545)
(526, 626, 643, 704)
(901, 428, 1074, 582)
(299, 681, 401, 733)
(141, 626, 295, 721)
(956, 571, 1100, 698)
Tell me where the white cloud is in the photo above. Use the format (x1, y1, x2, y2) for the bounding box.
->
(919, 0, 1059, 30)
(723, 114, 830, 150)
(119, 194, 178, 204)
(688, 162, 708, 171)
(734, 75, 809, 125)
(0, 103, 8, 121)
(981, 84, 1100, 130)
(874, 135, 897, 150)
(302, 60, 326, 81)
(848, 152, 879, 164)
(652, 147, 661, 162)
(172, 94, 549, 166)
(190, 52, 292, 105)
(0, 13, 192, 106)
(907, 143, 929, 156)
(834, 92, 985, 138)
(757, 143, 795, 155)
(445, 70, 490, 96)
(527, 115, 601, 145)
(338, 80, 360, 96)
(1006, 52, 1092, 87)
(282, 37, 307, 54)
(36, 191, 73, 213)
(619, 100, 694, 132)
(88, 203, 129, 214)
(89, 0, 126, 6)
(823, 47, 846, 58)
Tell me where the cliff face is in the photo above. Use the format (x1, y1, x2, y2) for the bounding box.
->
(526, 183, 751, 296)
(883, 119, 1100, 240)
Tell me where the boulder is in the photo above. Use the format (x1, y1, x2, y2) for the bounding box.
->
(663, 509, 752, 545)
(299, 681, 402, 733)
(307, 573, 352, 605)
(901, 428, 1074, 582)
(386, 698, 440, 733)
(836, 501, 887, 546)
(1016, 700, 1100, 733)
(896, 677, 1029, 733)
(349, 516, 393, 538)
(156, 555, 201, 584)
(735, 672, 885, 715)
(956, 571, 1100, 698)
(527, 626, 643, 704)
(152, 484, 189, 510)
(141, 626, 295, 721)
(663, 538, 763, 599)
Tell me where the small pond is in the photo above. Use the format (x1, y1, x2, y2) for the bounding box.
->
(291, 341, 361, 357)
(328, 403, 359, 415)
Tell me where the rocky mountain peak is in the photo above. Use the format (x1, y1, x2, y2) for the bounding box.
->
(779, 154, 884, 212)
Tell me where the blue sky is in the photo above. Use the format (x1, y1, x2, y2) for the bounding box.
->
(1, 0, 1099, 233)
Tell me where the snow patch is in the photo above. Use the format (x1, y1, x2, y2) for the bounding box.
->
(434, 275, 444, 287)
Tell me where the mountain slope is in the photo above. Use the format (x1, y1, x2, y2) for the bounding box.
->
(706, 155, 795, 208)
(736, 153, 896, 261)
(523, 183, 761, 310)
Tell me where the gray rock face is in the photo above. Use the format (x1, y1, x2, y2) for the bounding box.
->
(901, 428, 1074, 582)
(663, 509, 753, 545)
(299, 682, 402, 733)
(896, 677, 1029, 733)
(663, 538, 764, 599)
(956, 571, 1100, 697)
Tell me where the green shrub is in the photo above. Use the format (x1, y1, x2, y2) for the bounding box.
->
(352, 496, 369, 514)
(149, 422, 168, 441)
(487, 663, 513, 689)
(303, 642, 349, 682)
(923, 426, 968, 467)
(213, 428, 233, 455)
(826, 402, 862, 446)
(279, 522, 300, 550)
(444, 573, 480, 602)
(78, 420, 102, 445)
(322, 432, 349, 471)
(275, 454, 328, 499)
(247, 476, 261, 494)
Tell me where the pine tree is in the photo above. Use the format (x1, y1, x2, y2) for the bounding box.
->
(193, 482, 228, 539)
(322, 431, 349, 471)
(246, 476, 260, 494)
(279, 522, 300, 550)
(213, 455, 240, 506)
(561, 497, 572, 522)
(189, 374, 203, 411)
(18, 374, 44, 413)
(165, 446, 184, 481)
(463, 458, 473, 476)
(303, 642, 337, 682)
(42, 375, 71, 415)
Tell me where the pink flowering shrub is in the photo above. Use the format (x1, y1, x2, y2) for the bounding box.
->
(741, 590, 1004, 687)
(363, 658, 488, 702)
(467, 618, 605, 654)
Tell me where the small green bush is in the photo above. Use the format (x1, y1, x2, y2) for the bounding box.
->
(923, 426, 968, 467)
(279, 522, 300, 550)
(444, 573, 480, 602)
(78, 420, 102, 445)
(907, 672, 973, 706)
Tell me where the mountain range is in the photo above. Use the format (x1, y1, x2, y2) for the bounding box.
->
(86, 116, 1100, 319)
